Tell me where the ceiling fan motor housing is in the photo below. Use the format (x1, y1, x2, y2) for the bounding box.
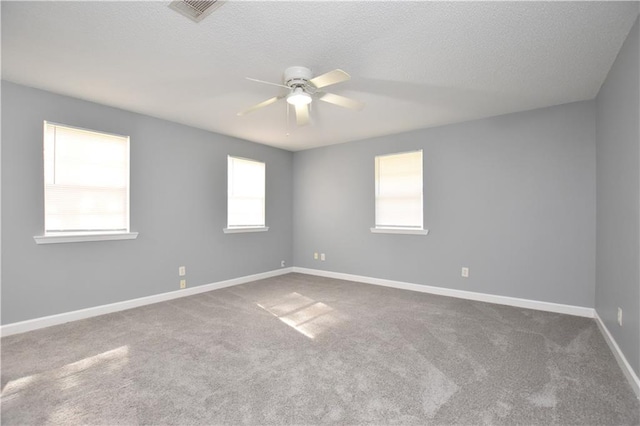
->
(283, 66, 312, 88)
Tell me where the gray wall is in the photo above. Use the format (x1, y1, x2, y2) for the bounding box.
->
(596, 16, 640, 377)
(293, 101, 596, 308)
(1, 81, 293, 325)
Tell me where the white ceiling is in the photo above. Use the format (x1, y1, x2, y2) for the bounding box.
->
(2, 1, 638, 151)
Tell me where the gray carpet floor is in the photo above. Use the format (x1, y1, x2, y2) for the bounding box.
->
(1, 273, 639, 425)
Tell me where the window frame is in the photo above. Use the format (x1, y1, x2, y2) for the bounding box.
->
(33, 121, 138, 244)
(370, 149, 429, 236)
(223, 155, 269, 234)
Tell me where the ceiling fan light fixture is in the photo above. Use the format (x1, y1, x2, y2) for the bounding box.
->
(286, 88, 312, 106)
(238, 66, 364, 124)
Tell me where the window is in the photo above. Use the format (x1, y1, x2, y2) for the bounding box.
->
(371, 150, 428, 235)
(34, 121, 137, 244)
(224, 155, 268, 233)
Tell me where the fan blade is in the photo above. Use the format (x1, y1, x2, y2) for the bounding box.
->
(294, 103, 310, 126)
(309, 69, 350, 89)
(237, 96, 283, 116)
(318, 92, 364, 111)
(246, 77, 290, 89)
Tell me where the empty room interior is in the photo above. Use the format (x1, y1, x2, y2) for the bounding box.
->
(2, 1, 640, 424)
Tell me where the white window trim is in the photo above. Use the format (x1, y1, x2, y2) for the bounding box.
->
(370, 227, 429, 235)
(374, 149, 426, 233)
(41, 121, 134, 242)
(34, 232, 139, 245)
(227, 155, 267, 231)
(223, 226, 269, 234)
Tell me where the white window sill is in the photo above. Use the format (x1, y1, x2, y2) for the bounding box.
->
(223, 226, 269, 234)
(370, 227, 429, 235)
(34, 232, 139, 245)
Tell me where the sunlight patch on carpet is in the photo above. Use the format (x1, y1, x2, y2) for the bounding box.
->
(2, 345, 129, 397)
(257, 292, 346, 338)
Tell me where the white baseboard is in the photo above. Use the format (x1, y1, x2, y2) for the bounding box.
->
(594, 312, 640, 399)
(292, 267, 595, 318)
(1, 267, 293, 337)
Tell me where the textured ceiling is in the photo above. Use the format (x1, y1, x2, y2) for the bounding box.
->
(2, 1, 638, 151)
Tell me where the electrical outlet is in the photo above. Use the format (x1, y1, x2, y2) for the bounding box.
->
(179, 266, 186, 276)
(461, 267, 469, 278)
(320, 253, 326, 261)
(180, 279, 186, 289)
(618, 307, 623, 326)
(314, 252, 318, 260)
(281, 260, 286, 267)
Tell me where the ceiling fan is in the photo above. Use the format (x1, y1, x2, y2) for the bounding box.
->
(237, 66, 364, 126)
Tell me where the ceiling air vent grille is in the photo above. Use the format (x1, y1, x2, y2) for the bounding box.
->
(169, 0, 224, 23)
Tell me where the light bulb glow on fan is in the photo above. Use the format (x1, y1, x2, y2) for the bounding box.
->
(286, 88, 312, 106)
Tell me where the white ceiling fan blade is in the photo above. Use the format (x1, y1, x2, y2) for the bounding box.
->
(309, 69, 350, 89)
(318, 92, 364, 111)
(295, 103, 310, 126)
(246, 77, 290, 89)
(237, 96, 283, 116)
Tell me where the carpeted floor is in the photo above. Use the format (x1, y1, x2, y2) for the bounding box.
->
(1, 273, 639, 425)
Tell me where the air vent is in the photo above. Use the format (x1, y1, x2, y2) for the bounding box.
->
(169, 0, 224, 22)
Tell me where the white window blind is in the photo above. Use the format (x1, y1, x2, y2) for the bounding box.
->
(227, 156, 265, 228)
(43, 121, 130, 234)
(374, 150, 423, 229)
